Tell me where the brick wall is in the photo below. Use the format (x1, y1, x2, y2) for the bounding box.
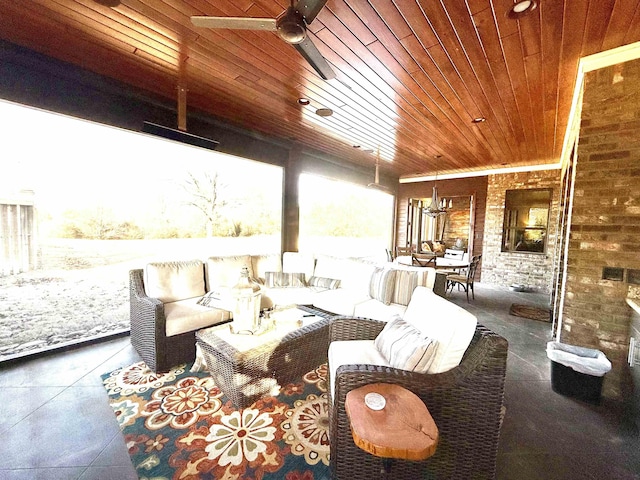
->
(560, 59, 640, 397)
(482, 170, 561, 294)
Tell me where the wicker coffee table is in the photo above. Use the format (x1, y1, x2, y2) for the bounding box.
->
(196, 306, 330, 408)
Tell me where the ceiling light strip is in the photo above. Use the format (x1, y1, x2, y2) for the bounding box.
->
(399, 162, 561, 183)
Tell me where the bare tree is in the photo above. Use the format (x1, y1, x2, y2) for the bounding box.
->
(182, 171, 227, 237)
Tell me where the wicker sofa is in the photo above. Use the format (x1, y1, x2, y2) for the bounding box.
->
(129, 252, 440, 372)
(327, 289, 508, 479)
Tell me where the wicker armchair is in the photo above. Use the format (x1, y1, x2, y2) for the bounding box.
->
(129, 268, 203, 372)
(328, 316, 508, 480)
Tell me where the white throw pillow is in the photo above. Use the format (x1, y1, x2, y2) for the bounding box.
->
(264, 271, 306, 288)
(369, 267, 396, 305)
(308, 276, 341, 289)
(374, 316, 437, 373)
(391, 269, 419, 306)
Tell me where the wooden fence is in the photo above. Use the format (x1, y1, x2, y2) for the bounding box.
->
(0, 191, 37, 276)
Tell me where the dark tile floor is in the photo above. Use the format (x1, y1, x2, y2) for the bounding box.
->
(0, 283, 638, 479)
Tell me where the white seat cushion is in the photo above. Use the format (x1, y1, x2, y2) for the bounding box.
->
(353, 299, 407, 322)
(261, 286, 317, 308)
(144, 260, 205, 303)
(312, 288, 369, 316)
(164, 298, 231, 336)
(403, 286, 477, 374)
(328, 340, 390, 401)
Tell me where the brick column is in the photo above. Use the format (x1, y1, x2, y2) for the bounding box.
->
(561, 59, 640, 398)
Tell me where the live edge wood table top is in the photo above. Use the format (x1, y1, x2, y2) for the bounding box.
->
(345, 383, 438, 476)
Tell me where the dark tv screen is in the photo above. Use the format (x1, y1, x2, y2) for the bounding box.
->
(142, 122, 219, 151)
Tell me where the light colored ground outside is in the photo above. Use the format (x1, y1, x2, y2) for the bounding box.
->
(0, 236, 388, 359)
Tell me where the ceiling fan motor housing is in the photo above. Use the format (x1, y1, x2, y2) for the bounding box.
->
(277, 7, 306, 44)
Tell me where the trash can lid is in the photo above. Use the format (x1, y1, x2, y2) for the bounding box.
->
(546, 341, 611, 376)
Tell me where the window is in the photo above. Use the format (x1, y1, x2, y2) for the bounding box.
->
(298, 173, 394, 259)
(502, 188, 552, 253)
(0, 99, 283, 359)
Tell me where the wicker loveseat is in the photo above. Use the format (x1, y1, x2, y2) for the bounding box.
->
(328, 317, 508, 479)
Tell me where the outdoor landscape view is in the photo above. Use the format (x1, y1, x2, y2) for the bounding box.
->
(0, 100, 394, 359)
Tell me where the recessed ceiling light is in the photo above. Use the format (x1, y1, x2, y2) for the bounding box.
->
(297, 98, 310, 105)
(315, 108, 333, 117)
(508, 1, 537, 19)
(472, 117, 486, 123)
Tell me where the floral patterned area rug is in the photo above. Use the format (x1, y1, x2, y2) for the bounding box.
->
(101, 361, 330, 480)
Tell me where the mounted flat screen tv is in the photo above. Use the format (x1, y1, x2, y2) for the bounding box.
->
(142, 121, 219, 151)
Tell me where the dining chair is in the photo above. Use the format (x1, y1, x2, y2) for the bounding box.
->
(446, 254, 482, 302)
(411, 252, 437, 267)
(395, 246, 413, 258)
(444, 248, 465, 260)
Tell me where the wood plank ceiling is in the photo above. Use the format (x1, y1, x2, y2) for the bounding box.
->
(1, 0, 639, 179)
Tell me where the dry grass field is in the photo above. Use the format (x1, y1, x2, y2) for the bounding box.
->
(0, 236, 281, 359)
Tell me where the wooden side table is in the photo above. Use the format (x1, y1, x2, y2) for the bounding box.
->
(345, 383, 438, 479)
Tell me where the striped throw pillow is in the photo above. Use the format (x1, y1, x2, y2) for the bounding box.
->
(392, 270, 420, 306)
(308, 276, 341, 289)
(264, 271, 306, 288)
(374, 316, 437, 373)
(369, 267, 397, 305)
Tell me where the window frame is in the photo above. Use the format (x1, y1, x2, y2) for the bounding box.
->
(501, 188, 552, 254)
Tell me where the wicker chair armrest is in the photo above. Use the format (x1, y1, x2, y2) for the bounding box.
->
(329, 316, 386, 342)
(129, 269, 165, 331)
(331, 363, 457, 406)
(129, 269, 162, 306)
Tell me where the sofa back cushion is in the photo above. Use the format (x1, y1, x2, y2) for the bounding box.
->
(205, 255, 253, 291)
(342, 260, 378, 296)
(282, 252, 316, 281)
(315, 255, 377, 296)
(403, 286, 477, 374)
(144, 260, 205, 303)
(252, 254, 282, 283)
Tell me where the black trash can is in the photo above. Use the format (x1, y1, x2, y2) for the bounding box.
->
(546, 342, 611, 404)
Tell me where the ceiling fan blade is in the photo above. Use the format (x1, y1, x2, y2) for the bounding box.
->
(191, 16, 277, 31)
(294, 36, 336, 80)
(295, 0, 328, 25)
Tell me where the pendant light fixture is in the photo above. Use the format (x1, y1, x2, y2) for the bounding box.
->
(424, 159, 449, 217)
(367, 147, 390, 192)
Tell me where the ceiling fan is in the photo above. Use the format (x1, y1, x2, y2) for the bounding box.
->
(191, 0, 336, 80)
